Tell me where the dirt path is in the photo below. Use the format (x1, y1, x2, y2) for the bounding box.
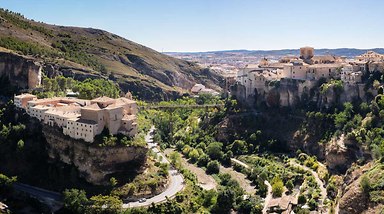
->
(180, 157, 217, 190)
(262, 180, 272, 214)
(219, 165, 256, 194)
(231, 158, 273, 212)
(290, 160, 328, 211)
(164, 149, 217, 191)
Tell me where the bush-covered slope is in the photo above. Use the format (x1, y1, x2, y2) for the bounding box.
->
(0, 8, 222, 100)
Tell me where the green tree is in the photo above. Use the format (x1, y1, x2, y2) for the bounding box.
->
(88, 195, 122, 214)
(298, 194, 307, 204)
(286, 179, 294, 192)
(63, 189, 89, 214)
(360, 175, 370, 194)
(189, 149, 200, 163)
(214, 188, 235, 213)
(207, 160, 220, 174)
(197, 154, 210, 167)
(271, 176, 284, 197)
(17, 139, 24, 151)
(229, 140, 248, 155)
(207, 142, 223, 160)
(169, 152, 182, 169)
(56, 76, 67, 91)
(109, 177, 118, 187)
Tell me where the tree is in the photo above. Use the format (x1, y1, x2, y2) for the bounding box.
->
(360, 175, 370, 194)
(63, 189, 89, 214)
(197, 154, 210, 167)
(201, 189, 217, 208)
(271, 176, 284, 197)
(222, 151, 233, 166)
(88, 195, 122, 214)
(188, 149, 200, 163)
(286, 179, 294, 192)
(109, 177, 118, 187)
(158, 163, 169, 177)
(230, 140, 248, 155)
(206, 160, 220, 174)
(298, 194, 307, 204)
(207, 142, 223, 160)
(214, 188, 235, 213)
(17, 139, 24, 151)
(169, 152, 182, 169)
(56, 76, 67, 91)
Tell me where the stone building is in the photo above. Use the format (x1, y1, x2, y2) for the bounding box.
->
(14, 95, 138, 143)
(14, 93, 37, 108)
(300, 46, 314, 60)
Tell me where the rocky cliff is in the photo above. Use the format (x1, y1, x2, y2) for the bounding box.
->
(43, 126, 148, 185)
(231, 78, 369, 109)
(0, 49, 41, 90)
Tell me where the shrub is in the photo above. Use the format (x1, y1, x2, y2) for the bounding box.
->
(207, 142, 223, 160)
(360, 175, 371, 194)
(271, 176, 284, 197)
(286, 179, 294, 192)
(206, 160, 220, 174)
(298, 194, 307, 204)
(188, 149, 200, 163)
(197, 154, 210, 167)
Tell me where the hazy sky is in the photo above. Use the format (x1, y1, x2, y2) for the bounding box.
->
(1, 0, 383, 52)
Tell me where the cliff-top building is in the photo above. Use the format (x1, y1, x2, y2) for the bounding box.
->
(14, 94, 138, 143)
(233, 47, 370, 102)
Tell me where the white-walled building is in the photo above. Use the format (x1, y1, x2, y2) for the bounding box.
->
(14, 94, 138, 143)
(14, 94, 37, 109)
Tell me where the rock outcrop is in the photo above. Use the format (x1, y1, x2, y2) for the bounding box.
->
(0, 51, 41, 89)
(43, 126, 148, 185)
(231, 78, 368, 109)
(325, 135, 361, 173)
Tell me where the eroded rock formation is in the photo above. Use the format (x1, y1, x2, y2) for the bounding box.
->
(43, 125, 147, 185)
(0, 51, 42, 89)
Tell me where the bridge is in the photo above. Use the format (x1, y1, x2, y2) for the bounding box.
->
(138, 104, 225, 110)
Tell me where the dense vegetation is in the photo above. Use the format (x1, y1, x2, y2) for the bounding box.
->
(37, 75, 120, 99)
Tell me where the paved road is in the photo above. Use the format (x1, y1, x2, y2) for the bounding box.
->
(123, 127, 185, 208)
(13, 183, 63, 212)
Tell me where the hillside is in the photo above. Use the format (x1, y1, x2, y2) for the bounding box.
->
(0, 9, 222, 100)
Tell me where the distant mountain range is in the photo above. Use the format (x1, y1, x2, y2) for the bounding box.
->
(167, 48, 384, 58)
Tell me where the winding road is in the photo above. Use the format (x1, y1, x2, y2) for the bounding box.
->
(123, 127, 185, 208)
(14, 127, 185, 210)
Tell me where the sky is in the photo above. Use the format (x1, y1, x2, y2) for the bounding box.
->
(0, 0, 383, 52)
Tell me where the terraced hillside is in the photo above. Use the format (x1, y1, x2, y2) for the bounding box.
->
(0, 9, 222, 100)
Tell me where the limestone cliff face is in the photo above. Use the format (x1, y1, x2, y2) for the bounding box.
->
(43, 126, 148, 185)
(231, 79, 367, 109)
(0, 51, 41, 89)
(325, 135, 361, 172)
